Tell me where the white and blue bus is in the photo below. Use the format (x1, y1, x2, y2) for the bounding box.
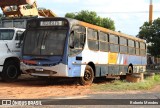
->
(21, 17, 147, 85)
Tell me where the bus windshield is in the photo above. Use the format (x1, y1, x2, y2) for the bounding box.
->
(23, 29, 67, 56)
(0, 29, 14, 40)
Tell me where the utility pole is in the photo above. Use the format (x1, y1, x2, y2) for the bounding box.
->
(149, 0, 153, 24)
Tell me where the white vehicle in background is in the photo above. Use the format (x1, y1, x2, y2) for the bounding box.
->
(0, 27, 25, 82)
(0, 17, 27, 82)
(0, 16, 36, 82)
(0, 0, 56, 82)
(0, 16, 37, 82)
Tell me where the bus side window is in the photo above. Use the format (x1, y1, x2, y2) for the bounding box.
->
(70, 26, 85, 49)
(74, 31, 81, 48)
(140, 42, 146, 56)
(69, 25, 86, 56)
(128, 39, 135, 55)
(87, 28, 98, 51)
(136, 41, 140, 55)
(109, 34, 119, 53)
(80, 33, 85, 47)
(99, 31, 109, 52)
(69, 32, 74, 49)
(119, 37, 127, 54)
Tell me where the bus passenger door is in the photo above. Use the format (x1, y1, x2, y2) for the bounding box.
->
(68, 25, 86, 77)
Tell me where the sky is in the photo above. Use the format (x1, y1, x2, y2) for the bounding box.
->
(1, 0, 160, 36)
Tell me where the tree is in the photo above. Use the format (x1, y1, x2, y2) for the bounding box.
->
(65, 13, 76, 19)
(101, 18, 115, 30)
(138, 18, 160, 57)
(65, 10, 115, 30)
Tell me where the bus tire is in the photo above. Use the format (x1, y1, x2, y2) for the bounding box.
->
(128, 65, 133, 74)
(1, 60, 20, 82)
(79, 65, 94, 85)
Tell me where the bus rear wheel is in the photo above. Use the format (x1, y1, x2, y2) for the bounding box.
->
(79, 65, 94, 85)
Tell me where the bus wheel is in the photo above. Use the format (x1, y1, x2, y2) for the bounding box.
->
(1, 60, 20, 82)
(128, 65, 133, 74)
(79, 65, 94, 85)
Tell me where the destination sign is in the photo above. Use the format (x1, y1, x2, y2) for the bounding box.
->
(40, 21, 64, 26)
(27, 19, 69, 28)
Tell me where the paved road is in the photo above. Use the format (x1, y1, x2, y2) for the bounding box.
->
(1, 91, 159, 108)
(87, 92, 160, 99)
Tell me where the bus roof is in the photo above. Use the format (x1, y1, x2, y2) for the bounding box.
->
(67, 18, 145, 43)
(26, 17, 145, 43)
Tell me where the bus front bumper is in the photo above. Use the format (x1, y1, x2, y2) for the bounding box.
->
(20, 62, 67, 77)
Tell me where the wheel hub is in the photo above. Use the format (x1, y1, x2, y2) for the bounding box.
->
(7, 65, 17, 78)
(84, 71, 91, 81)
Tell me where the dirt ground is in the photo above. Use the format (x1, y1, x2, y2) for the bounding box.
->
(0, 75, 92, 99)
(0, 74, 159, 99)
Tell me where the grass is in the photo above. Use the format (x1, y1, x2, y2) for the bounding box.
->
(91, 74, 160, 92)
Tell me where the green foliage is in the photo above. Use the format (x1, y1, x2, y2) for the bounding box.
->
(65, 10, 115, 30)
(65, 13, 76, 19)
(138, 18, 160, 56)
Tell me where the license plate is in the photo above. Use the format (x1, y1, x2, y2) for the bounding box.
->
(35, 68, 44, 71)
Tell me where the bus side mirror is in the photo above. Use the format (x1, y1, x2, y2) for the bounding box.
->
(69, 33, 74, 49)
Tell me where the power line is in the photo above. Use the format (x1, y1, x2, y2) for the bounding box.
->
(97, 11, 160, 14)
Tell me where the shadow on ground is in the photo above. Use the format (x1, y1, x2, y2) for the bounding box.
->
(0, 74, 116, 87)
